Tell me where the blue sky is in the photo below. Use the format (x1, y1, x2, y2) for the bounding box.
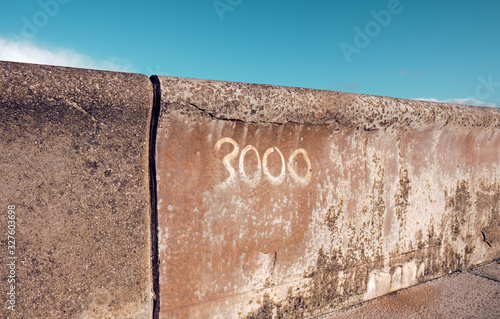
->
(1, 0, 499, 107)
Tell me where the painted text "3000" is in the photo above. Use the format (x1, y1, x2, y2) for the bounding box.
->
(214, 137, 312, 188)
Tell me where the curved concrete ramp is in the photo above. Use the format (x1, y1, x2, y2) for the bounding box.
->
(155, 76, 500, 318)
(0, 61, 153, 318)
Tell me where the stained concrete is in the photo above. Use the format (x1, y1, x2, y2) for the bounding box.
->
(155, 76, 500, 318)
(0, 61, 153, 318)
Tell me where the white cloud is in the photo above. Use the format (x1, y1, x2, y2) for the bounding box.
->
(396, 69, 426, 77)
(415, 97, 498, 108)
(397, 69, 410, 76)
(415, 98, 439, 103)
(343, 82, 360, 90)
(0, 38, 133, 72)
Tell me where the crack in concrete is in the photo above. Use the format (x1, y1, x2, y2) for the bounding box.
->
(187, 102, 343, 127)
(481, 231, 492, 247)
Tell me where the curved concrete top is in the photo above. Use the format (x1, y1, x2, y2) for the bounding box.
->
(157, 76, 500, 129)
(0, 61, 152, 118)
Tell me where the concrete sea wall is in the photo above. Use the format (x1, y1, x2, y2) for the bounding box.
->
(155, 76, 500, 318)
(0, 61, 154, 318)
(0, 61, 499, 318)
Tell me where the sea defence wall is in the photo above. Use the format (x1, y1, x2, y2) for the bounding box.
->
(155, 76, 500, 318)
(0, 61, 154, 318)
(0, 60, 499, 318)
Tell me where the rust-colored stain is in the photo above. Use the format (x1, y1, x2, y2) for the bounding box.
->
(155, 76, 500, 318)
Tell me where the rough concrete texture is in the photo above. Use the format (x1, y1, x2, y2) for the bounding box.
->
(0, 61, 153, 318)
(321, 259, 500, 319)
(155, 76, 500, 318)
(469, 258, 500, 281)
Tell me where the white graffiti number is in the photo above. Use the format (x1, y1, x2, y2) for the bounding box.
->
(214, 137, 239, 188)
(288, 148, 312, 185)
(214, 138, 312, 188)
(239, 145, 262, 187)
(263, 147, 286, 185)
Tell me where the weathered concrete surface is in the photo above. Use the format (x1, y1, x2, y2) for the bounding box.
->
(469, 258, 500, 281)
(155, 76, 500, 318)
(0, 61, 153, 318)
(321, 259, 500, 319)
